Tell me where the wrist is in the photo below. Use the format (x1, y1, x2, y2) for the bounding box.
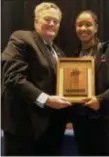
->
(35, 93, 49, 108)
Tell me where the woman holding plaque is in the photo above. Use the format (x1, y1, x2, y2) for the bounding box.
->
(69, 10, 109, 155)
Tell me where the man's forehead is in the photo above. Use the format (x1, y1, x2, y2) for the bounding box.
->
(38, 8, 60, 20)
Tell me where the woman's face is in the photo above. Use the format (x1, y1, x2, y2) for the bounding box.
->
(76, 13, 98, 43)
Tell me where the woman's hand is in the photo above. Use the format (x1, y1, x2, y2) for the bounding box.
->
(83, 96, 100, 110)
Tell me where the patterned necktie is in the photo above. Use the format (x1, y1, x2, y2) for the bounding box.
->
(46, 44, 57, 70)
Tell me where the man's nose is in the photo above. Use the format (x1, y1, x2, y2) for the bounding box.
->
(80, 25, 87, 30)
(49, 20, 55, 25)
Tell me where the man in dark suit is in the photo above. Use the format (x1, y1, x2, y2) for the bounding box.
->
(1, 2, 71, 156)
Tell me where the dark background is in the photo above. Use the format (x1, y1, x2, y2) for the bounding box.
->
(1, 1, 109, 155)
(1, 0, 109, 56)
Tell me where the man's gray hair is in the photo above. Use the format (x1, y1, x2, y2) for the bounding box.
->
(34, 2, 62, 20)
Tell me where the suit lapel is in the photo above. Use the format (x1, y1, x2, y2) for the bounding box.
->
(95, 50, 101, 73)
(33, 31, 63, 73)
(33, 31, 54, 67)
(95, 43, 103, 73)
(53, 44, 65, 57)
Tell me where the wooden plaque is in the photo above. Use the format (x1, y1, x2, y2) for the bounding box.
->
(56, 57, 95, 103)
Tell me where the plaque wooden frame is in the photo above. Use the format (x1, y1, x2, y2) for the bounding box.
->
(56, 57, 95, 103)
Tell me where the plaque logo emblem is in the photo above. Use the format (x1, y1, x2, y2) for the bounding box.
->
(71, 69, 81, 76)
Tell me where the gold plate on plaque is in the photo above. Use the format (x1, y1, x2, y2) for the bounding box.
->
(56, 57, 95, 103)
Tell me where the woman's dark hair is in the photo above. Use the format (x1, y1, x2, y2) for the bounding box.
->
(76, 10, 98, 24)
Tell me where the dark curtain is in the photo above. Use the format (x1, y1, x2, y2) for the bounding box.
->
(1, 0, 109, 56)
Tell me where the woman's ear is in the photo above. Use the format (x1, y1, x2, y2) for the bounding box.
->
(95, 23, 98, 33)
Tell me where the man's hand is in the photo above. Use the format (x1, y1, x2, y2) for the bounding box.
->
(83, 96, 100, 110)
(46, 96, 72, 109)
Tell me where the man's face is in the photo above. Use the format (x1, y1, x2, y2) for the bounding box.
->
(35, 8, 61, 42)
(76, 13, 98, 43)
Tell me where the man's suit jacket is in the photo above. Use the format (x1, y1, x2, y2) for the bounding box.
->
(1, 30, 67, 139)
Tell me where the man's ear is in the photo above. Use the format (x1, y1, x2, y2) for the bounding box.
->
(34, 17, 38, 24)
(34, 18, 38, 29)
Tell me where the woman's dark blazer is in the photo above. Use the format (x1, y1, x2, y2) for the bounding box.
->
(71, 41, 109, 154)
